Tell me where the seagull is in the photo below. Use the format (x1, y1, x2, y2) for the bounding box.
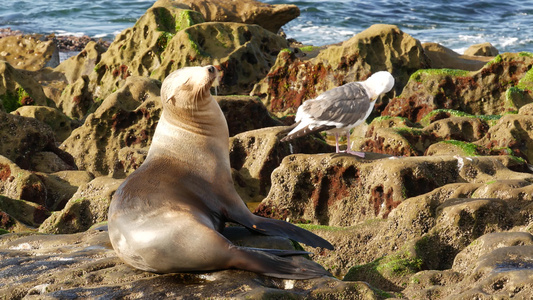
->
(280, 71, 395, 158)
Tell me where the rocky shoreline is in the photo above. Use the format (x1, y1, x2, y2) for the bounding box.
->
(1, 0, 533, 298)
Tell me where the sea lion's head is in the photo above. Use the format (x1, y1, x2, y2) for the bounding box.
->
(161, 65, 218, 113)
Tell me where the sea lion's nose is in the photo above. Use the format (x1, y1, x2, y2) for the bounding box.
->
(207, 66, 215, 73)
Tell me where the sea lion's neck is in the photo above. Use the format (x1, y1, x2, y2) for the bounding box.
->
(146, 100, 230, 163)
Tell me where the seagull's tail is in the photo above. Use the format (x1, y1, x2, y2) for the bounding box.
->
(280, 123, 334, 142)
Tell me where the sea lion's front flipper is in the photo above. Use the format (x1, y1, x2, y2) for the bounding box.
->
(229, 213, 335, 250)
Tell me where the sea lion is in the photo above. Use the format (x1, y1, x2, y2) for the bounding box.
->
(108, 65, 333, 279)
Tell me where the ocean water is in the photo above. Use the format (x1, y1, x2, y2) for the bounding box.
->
(0, 0, 531, 54)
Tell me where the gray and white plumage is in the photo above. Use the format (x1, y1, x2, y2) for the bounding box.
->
(281, 71, 395, 157)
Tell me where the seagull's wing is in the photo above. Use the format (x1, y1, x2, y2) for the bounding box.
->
(281, 83, 372, 141)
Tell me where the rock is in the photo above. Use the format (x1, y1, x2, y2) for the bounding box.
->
(464, 42, 499, 57)
(256, 153, 532, 228)
(88, 0, 204, 100)
(0, 61, 48, 113)
(177, 0, 300, 33)
(251, 24, 430, 116)
(382, 52, 533, 122)
(38, 176, 123, 234)
(230, 126, 333, 204)
(151, 21, 288, 95)
(35, 170, 95, 211)
(0, 227, 381, 299)
(54, 41, 107, 85)
(0, 195, 49, 230)
(11, 105, 77, 142)
(422, 42, 492, 71)
(60, 76, 162, 177)
(0, 156, 47, 207)
(0, 35, 59, 71)
(477, 113, 533, 163)
(216, 95, 283, 136)
(57, 75, 94, 119)
(0, 110, 74, 171)
(403, 232, 533, 299)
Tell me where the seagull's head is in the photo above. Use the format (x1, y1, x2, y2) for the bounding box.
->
(364, 71, 395, 99)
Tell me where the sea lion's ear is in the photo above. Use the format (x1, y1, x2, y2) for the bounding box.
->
(166, 95, 175, 104)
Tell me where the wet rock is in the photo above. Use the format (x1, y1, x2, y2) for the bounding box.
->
(0, 35, 59, 71)
(60, 76, 162, 177)
(0, 226, 381, 299)
(464, 42, 499, 57)
(382, 52, 533, 122)
(151, 21, 288, 95)
(39, 176, 123, 234)
(422, 42, 492, 71)
(251, 24, 430, 116)
(177, 0, 300, 33)
(11, 105, 77, 142)
(0, 61, 48, 112)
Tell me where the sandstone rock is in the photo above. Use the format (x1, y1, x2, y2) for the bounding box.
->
(11, 105, 77, 142)
(230, 126, 333, 203)
(177, 0, 300, 33)
(251, 24, 430, 116)
(0, 156, 47, 207)
(89, 0, 204, 100)
(60, 76, 162, 177)
(0, 61, 48, 112)
(422, 42, 492, 71)
(151, 21, 288, 95)
(54, 41, 107, 85)
(216, 95, 283, 136)
(403, 232, 533, 299)
(351, 113, 494, 158)
(39, 176, 123, 234)
(0, 35, 59, 71)
(256, 154, 463, 227)
(477, 113, 533, 163)
(35, 170, 95, 211)
(0, 195, 49, 230)
(0, 227, 381, 299)
(464, 42, 499, 57)
(57, 75, 94, 119)
(0, 110, 74, 171)
(382, 52, 533, 122)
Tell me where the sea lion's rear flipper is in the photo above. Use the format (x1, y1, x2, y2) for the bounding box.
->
(245, 247, 312, 256)
(231, 247, 331, 279)
(231, 214, 334, 250)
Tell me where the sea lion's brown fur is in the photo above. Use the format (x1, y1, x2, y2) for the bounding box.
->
(108, 66, 333, 279)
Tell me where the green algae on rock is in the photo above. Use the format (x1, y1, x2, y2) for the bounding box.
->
(0, 61, 48, 113)
(60, 76, 162, 177)
(88, 0, 204, 100)
(383, 52, 533, 122)
(251, 24, 430, 116)
(151, 22, 288, 95)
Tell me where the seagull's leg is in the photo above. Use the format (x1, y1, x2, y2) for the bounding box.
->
(345, 131, 365, 158)
(335, 133, 340, 153)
